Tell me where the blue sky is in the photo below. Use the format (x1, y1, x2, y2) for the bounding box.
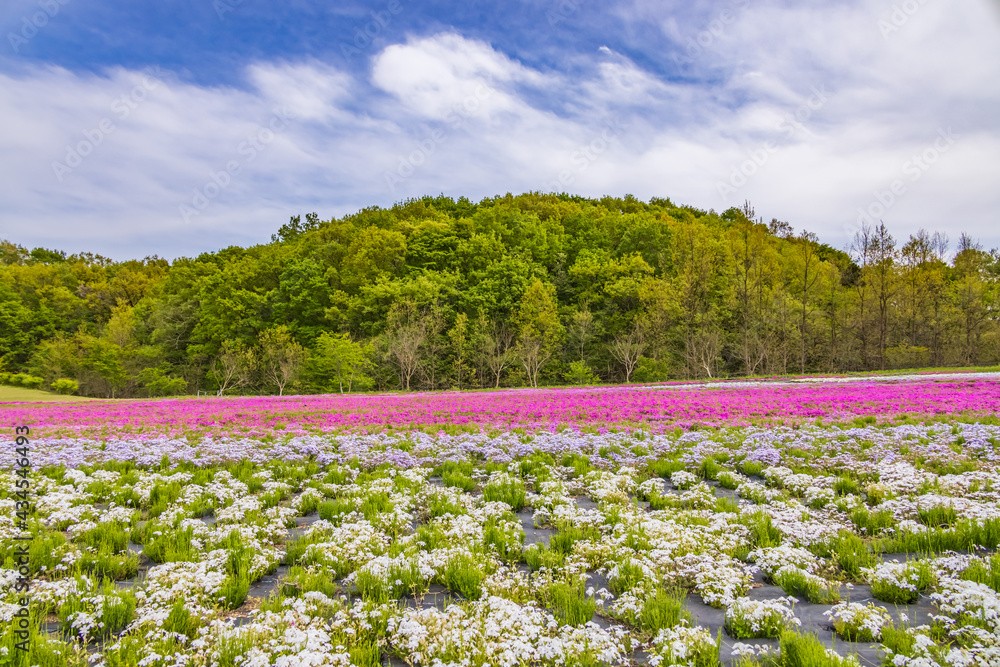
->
(1, 0, 999, 259)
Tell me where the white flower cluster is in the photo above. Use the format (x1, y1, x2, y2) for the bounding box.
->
(11, 420, 1000, 666)
(670, 471, 698, 491)
(931, 577, 1000, 635)
(389, 596, 628, 666)
(748, 545, 819, 578)
(824, 602, 893, 641)
(725, 596, 800, 638)
(647, 623, 717, 667)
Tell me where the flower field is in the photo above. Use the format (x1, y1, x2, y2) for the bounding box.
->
(3, 378, 1000, 666)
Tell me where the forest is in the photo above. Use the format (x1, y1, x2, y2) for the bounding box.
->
(1, 192, 998, 398)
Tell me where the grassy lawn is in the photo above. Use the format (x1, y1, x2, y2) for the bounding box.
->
(0, 385, 103, 403)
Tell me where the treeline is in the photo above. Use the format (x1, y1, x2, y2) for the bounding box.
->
(2, 193, 998, 398)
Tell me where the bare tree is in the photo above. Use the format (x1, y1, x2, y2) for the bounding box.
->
(479, 319, 516, 388)
(385, 304, 427, 391)
(850, 223, 873, 370)
(610, 324, 647, 383)
(234, 347, 258, 392)
(418, 308, 445, 390)
(567, 308, 595, 362)
(685, 327, 721, 379)
(259, 326, 304, 396)
(731, 209, 772, 376)
(796, 231, 821, 374)
(211, 341, 243, 396)
(516, 335, 547, 387)
(870, 222, 897, 370)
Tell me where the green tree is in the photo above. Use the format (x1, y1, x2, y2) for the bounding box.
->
(79, 336, 127, 398)
(270, 258, 331, 345)
(515, 279, 564, 387)
(310, 332, 372, 393)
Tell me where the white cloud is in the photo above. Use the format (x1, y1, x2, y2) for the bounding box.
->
(1, 4, 999, 259)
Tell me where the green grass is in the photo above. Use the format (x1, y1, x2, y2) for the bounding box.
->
(879, 622, 916, 661)
(58, 579, 137, 640)
(355, 559, 426, 603)
(215, 629, 269, 667)
(441, 553, 486, 600)
(917, 504, 958, 527)
(849, 507, 895, 536)
(481, 518, 524, 563)
(647, 491, 679, 510)
(524, 544, 565, 572)
(833, 476, 861, 497)
(544, 582, 596, 627)
(428, 492, 466, 518)
(638, 588, 691, 634)
(549, 524, 601, 555)
(482, 477, 527, 511)
(2, 529, 73, 580)
(608, 557, 649, 594)
(281, 564, 341, 598)
(778, 630, 858, 667)
(163, 598, 203, 638)
(0, 385, 102, 402)
(773, 568, 840, 604)
(0, 611, 88, 666)
(824, 531, 878, 580)
(961, 553, 1000, 592)
(143, 525, 199, 563)
(442, 469, 476, 492)
(876, 517, 1000, 553)
(743, 511, 782, 548)
(318, 497, 356, 522)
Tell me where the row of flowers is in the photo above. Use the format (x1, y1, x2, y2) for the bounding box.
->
(1, 420, 999, 665)
(3, 378, 1000, 440)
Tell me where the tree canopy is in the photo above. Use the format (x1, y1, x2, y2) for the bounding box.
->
(2, 193, 998, 397)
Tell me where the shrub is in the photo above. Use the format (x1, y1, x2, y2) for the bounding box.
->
(563, 360, 601, 385)
(4, 372, 45, 388)
(51, 378, 79, 395)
